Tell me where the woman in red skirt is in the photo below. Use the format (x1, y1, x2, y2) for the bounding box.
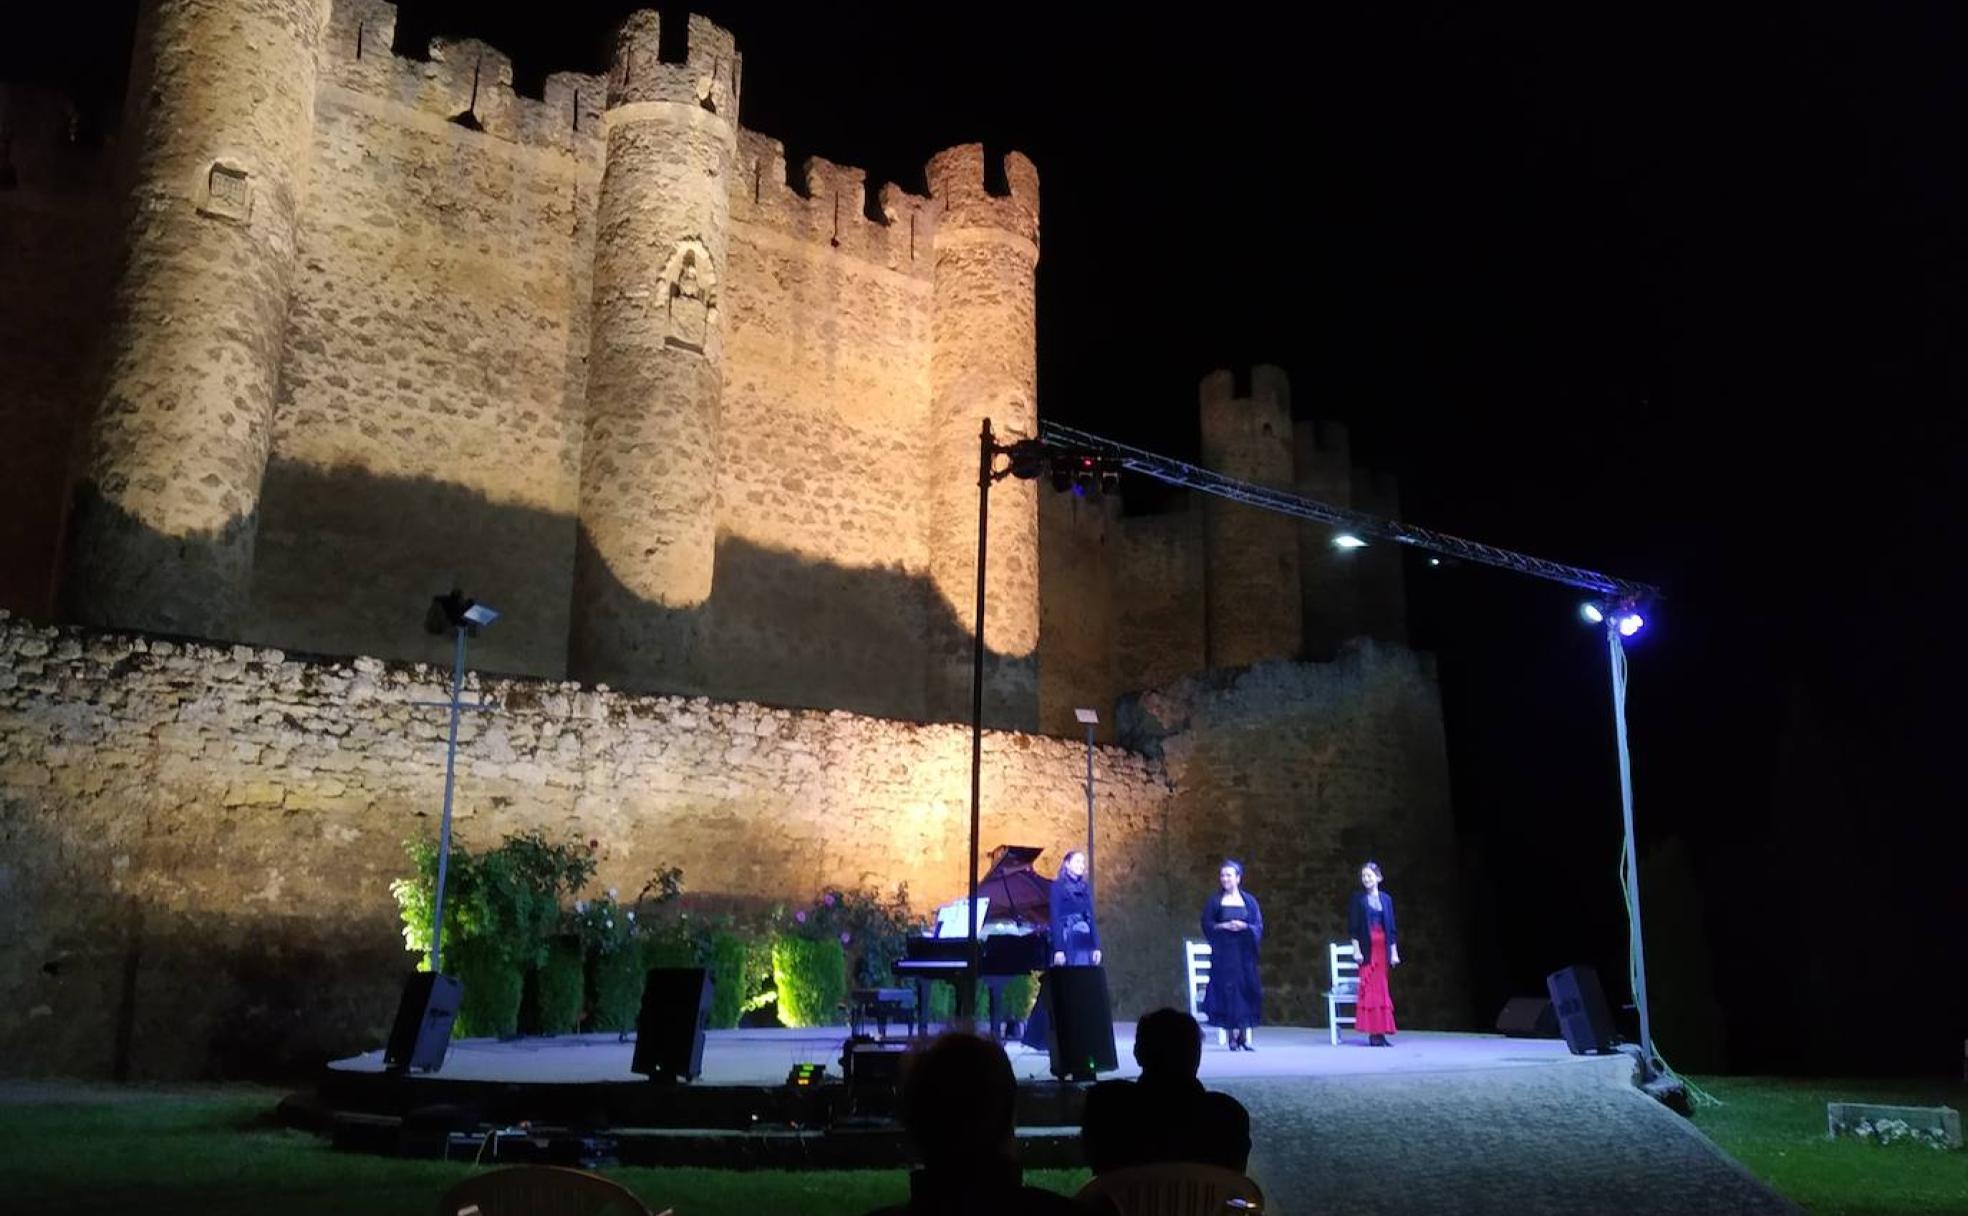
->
(1347, 860, 1401, 1045)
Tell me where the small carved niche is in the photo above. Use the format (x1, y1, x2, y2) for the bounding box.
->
(661, 240, 718, 353)
(201, 162, 251, 221)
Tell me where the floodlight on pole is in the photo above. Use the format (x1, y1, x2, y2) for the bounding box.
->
(423, 589, 497, 976)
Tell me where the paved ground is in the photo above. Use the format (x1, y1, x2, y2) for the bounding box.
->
(1218, 1063, 1800, 1215)
(331, 1024, 1800, 1213)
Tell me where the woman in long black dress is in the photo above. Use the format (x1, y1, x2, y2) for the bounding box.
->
(1020, 849, 1102, 1051)
(1200, 859, 1263, 1051)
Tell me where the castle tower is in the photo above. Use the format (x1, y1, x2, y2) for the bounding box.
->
(61, 0, 330, 638)
(568, 11, 740, 690)
(924, 146, 1041, 728)
(1200, 365, 1303, 667)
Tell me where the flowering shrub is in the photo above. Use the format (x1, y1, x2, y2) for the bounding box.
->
(1842, 1118, 1953, 1150)
(783, 884, 923, 987)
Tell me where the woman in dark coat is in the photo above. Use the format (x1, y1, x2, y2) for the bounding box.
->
(1020, 850, 1102, 1051)
(1200, 859, 1263, 1050)
(1347, 860, 1401, 1045)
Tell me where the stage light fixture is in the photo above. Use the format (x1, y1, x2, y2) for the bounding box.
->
(1580, 603, 1605, 624)
(1618, 613, 1645, 637)
(427, 589, 499, 638)
(1333, 533, 1366, 550)
(1004, 438, 1048, 481)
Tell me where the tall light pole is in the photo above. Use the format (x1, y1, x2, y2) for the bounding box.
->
(422, 590, 498, 974)
(1583, 601, 1656, 1082)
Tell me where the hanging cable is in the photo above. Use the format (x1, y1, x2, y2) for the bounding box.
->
(1611, 633, 1720, 1108)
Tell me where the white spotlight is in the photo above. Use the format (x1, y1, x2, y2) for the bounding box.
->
(1580, 603, 1605, 624)
(1333, 533, 1367, 550)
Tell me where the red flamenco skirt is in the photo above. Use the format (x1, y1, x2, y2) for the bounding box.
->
(1356, 926, 1398, 1036)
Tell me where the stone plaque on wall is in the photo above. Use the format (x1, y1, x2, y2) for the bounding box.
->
(202, 162, 251, 221)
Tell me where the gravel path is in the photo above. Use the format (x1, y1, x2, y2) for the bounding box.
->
(1216, 1064, 1798, 1215)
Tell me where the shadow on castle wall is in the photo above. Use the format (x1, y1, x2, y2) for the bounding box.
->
(243, 459, 1037, 729)
(14, 866, 405, 1083)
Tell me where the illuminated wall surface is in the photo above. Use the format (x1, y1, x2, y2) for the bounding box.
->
(0, 616, 1463, 1078)
(0, 3, 1463, 1076)
(2, 2, 1409, 734)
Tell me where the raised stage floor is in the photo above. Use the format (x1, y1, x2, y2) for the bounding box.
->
(327, 1023, 1600, 1087)
(293, 1025, 1633, 1168)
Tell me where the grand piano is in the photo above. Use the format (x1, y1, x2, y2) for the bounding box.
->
(894, 845, 1052, 1038)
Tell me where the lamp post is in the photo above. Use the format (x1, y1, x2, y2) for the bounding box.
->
(1074, 707, 1099, 909)
(422, 590, 498, 975)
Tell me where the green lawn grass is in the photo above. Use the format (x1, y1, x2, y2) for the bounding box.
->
(0, 1085, 1089, 1216)
(1689, 1075, 1967, 1215)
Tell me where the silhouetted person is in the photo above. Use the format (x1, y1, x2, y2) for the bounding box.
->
(866, 1032, 1113, 1215)
(1081, 1008, 1252, 1176)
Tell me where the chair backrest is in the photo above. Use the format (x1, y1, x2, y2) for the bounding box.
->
(1183, 939, 1211, 1020)
(1328, 940, 1359, 993)
(1078, 1162, 1267, 1216)
(440, 1166, 654, 1216)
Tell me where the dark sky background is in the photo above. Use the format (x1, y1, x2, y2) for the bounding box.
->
(12, 2, 1965, 1075)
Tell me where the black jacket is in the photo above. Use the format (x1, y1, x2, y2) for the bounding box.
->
(1081, 1074, 1252, 1176)
(1050, 873, 1099, 953)
(1347, 890, 1398, 958)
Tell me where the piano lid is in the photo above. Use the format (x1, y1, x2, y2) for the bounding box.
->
(985, 845, 1044, 877)
(975, 844, 1051, 924)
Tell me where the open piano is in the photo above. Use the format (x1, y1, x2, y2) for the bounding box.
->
(894, 845, 1052, 1038)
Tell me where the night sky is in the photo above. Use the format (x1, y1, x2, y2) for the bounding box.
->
(12, 2, 1964, 1075)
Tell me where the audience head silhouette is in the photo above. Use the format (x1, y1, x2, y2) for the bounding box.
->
(902, 1032, 1018, 1174)
(1133, 1007, 1205, 1078)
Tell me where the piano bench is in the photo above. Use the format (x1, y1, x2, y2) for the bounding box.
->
(849, 987, 919, 1039)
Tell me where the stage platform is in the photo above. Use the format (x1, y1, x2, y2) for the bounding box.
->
(287, 1025, 1632, 1169)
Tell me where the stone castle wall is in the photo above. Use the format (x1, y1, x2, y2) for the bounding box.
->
(0, 613, 1170, 1078)
(0, 1, 1041, 728)
(1121, 644, 1470, 1029)
(1, 613, 1470, 1078)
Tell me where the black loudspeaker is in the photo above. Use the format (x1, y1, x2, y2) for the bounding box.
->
(1545, 965, 1618, 1055)
(1495, 996, 1559, 1038)
(632, 967, 713, 1082)
(1043, 965, 1119, 1081)
(385, 972, 462, 1073)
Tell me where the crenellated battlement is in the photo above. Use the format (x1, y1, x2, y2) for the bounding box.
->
(1200, 364, 1292, 412)
(926, 143, 1039, 247)
(606, 10, 740, 118)
(320, 0, 605, 155)
(0, 83, 116, 193)
(730, 128, 935, 277)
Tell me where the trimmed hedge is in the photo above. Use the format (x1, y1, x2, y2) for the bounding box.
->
(587, 948, 645, 1033)
(531, 937, 586, 1035)
(706, 931, 749, 1030)
(928, 973, 1038, 1024)
(771, 935, 847, 1027)
(453, 939, 524, 1039)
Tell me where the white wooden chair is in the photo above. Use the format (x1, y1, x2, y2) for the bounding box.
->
(1325, 940, 1360, 1046)
(1182, 939, 1250, 1048)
